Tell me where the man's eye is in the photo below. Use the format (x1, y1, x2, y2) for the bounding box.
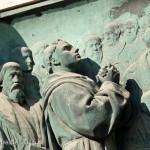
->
(64, 46, 71, 51)
(23, 56, 27, 59)
(18, 74, 22, 78)
(10, 74, 14, 78)
(96, 43, 100, 46)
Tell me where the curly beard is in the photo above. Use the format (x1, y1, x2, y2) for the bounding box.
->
(9, 89, 25, 105)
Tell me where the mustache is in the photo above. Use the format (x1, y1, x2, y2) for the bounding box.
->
(10, 83, 24, 92)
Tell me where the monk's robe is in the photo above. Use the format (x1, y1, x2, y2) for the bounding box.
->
(42, 71, 129, 150)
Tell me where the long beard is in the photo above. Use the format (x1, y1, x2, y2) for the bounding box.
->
(9, 89, 25, 105)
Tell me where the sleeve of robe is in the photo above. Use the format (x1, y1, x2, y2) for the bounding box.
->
(0, 118, 45, 150)
(49, 81, 129, 139)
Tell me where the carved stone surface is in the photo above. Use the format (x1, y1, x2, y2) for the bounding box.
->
(78, 35, 102, 84)
(0, 62, 44, 149)
(11, 46, 41, 103)
(41, 40, 129, 150)
(0, 0, 150, 150)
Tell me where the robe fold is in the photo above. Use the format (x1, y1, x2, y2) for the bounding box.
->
(42, 72, 129, 150)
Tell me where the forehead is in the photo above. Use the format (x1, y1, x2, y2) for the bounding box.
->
(58, 41, 71, 48)
(86, 39, 100, 44)
(104, 25, 116, 33)
(124, 20, 135, 27)
(21, 49, 32, 56)
(5, 68, 21, 75)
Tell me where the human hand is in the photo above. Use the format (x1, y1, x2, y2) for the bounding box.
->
(96, 64, 120, 84)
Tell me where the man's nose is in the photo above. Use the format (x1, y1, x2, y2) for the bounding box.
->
(95, 45, 99, 51)
(106, 34, 111, 39)
(73, 48, 79, 53)
(13, 75, 20, 83)
(26, 57, 32, 63)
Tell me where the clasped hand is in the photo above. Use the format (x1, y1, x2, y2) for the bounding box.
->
(96, 64, 120, 84)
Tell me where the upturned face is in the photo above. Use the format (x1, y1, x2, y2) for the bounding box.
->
(2, 68, 25, 104)
(19, 48, 34, 72)
(104, 27, 118, 46)
(55, 41, 81, 67)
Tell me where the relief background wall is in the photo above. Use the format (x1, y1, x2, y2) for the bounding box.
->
(0, 0, 149, 65)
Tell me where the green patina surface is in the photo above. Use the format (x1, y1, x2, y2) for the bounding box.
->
(0, 0, 150, 149)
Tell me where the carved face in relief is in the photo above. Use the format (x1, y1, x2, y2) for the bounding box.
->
(143, 29, 150, 48)
(104, 23, 120, 46)
(2, 63, 25, 104)
(43, 44, 55, 73)
(85, 38, 102, 63)
(12, 47, 34, 72)
(32, 42, 49, 68)
(123, 18, 138, 43)
(43, 49, 52, 73)
(55, 40, 81, 67)
(19, 47, 34, 72)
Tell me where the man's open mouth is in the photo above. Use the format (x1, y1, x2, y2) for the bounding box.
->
(75, 54, 81, 58)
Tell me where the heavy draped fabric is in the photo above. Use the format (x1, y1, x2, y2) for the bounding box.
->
(42, 72, 129, 150)
(0, 93, 44, 150)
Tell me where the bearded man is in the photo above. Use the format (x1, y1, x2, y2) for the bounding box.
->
(11, 46, 41, 104)
(0, 62, 44, 150)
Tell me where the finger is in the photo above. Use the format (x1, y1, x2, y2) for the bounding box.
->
(100, 67, 106, 73)
(113, 67, 119, 73)
(99, 67, 108, 73)
(105, 65, 108, 69)
(113, 65, 117, 71)
(102, 65, 108, 69)
(98, 76, 105, 83)
(101, 66, 107, 70)
(108, 63, 112, 68)
(98, 72, 106, 77)
(101, 66, 106, 69)
(108, 65, 114, 71)
(98, 71, 107, 77)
